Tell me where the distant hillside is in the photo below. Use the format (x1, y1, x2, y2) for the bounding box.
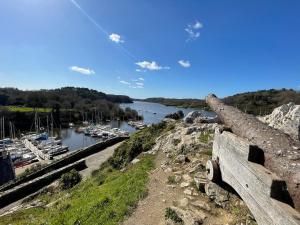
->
(143, 98, 207, 109)
(144, 89, 300, 115)
(223, 88, 300, 115)
(0, 87, 137, 131)
(0, 87, 132, 108)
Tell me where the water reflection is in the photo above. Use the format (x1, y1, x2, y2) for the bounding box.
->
(58, 101, 213, 151)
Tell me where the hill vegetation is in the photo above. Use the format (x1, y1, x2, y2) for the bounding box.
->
(223, 88, 300, 115)
(0, 87, 132, 108)
(144, 98, 207, 109)
(144, 89, 300, 115)
(0, 122, 173, 225)
(0, 87, 139, 132)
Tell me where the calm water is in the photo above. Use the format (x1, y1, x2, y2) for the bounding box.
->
(59, 101, 214, 151)
(120, 101, 214, 124)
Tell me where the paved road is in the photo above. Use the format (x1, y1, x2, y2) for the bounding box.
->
(79, 142, 122, 178)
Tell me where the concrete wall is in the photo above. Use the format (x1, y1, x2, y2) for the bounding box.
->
(0, 160, 86, 208)
(0, 136, 128, 192)
(0, 151, 15, 186)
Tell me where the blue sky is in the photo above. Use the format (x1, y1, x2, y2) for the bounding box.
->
(0, 0, 300, 99)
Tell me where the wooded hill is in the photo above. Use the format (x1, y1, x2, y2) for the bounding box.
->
(0, 87, 132, 109)
(0, 87, 138, 132)
(144, 89, 300, 115)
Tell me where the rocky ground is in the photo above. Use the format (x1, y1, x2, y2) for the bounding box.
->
(123, 119, 257, 225)
(258, 102, 300, 142)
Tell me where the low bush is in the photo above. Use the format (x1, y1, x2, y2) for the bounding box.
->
(59, 169, 82, 190)
(165, 207, 183, 224)
(109, 121, 173, 169)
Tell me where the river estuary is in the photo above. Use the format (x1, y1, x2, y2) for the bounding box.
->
(59, 101, 213, 151)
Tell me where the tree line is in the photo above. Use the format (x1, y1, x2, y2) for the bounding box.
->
(144, 88, 300, 116)
(0, 87, 141, 132)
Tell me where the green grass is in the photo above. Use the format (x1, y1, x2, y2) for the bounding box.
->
(0, 106, 51, 113)
(198, 132, 212, 144)
(109, 121, 173, 169)
(0, 155, 155, 225)
(165, 207, 183, 224)
(167, 175, 176, 184)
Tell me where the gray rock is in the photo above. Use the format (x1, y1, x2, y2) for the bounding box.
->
(186, 126, 197, 135)
(184, 111, 204, 124)
(184, 111, 219, 124)
(179, 197, 189, 208)
(205, 181, 230, 208)
(170, 206, 206, 225)
(184, 188, 193, 195)
(258, 102, 300, 141)
(193, 177, 207, 193)
(131, 158, 140, 164)
(191, 200, 211, 211)
(175, 154, 189, 163)
(180, 182, 190, 188)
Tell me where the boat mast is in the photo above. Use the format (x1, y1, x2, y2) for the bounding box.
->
(51, 113, 54, 137)
(35, 111, 38, 134)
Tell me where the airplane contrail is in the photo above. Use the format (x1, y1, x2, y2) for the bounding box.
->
(69, 0, 136, 60)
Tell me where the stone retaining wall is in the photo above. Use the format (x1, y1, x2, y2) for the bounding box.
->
(0, 160, 86, 208)
(0, 136, 128, 192)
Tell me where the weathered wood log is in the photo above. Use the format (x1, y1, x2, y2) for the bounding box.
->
(212, 129, 300, 225)
(206, 94, 300, 211)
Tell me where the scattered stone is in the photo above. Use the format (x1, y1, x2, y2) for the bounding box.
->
(184, 188, 193, 195)
(186, 126, 197, 135)
(174, 171, 183, 175)
(191, 200, 211, 211)
(175, 155, 189, 163)
(131, 158, 140, 164)
(174, 175, 181, 183)
(164, 167, 173, 173)
(169, 206, 206, 225)
(193, 177, 207, 193)
(165, 110, 184, 120)
(182, 174, 193, 182)
(179, 198, 189, 208)
(205, 182, 230, 208)
(180, 182, 190, 188)
(184, 110, 219, 124)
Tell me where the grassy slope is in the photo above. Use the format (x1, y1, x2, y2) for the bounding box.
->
(0, 106, 51, 113)
(0, 155, 154, 225)
(0, 122, 173, 225)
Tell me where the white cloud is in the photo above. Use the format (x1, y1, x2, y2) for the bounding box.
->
(136, 68, 146, 72)
(178, 60, 191, 68)
(138, 77, 144, 81)
(135, 61, 169, 71)
(119, 80, 130, 85)
(119, 79, 144, 89)
(193, 21, 203, 29)
(109, 33, 124, 43)
(185, 21, 203, 41)
(136, 82, 144, 86)
(69, 66, 95, 75)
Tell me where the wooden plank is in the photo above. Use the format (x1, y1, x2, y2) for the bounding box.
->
(213, 130, 300, 225)
(206, 94, 300, 211)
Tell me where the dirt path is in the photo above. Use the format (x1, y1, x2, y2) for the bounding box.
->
(122, 122, 257, 225)
(123, 149, 183, 225)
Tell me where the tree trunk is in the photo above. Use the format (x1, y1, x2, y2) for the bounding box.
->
(206, 94, 300, 211)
